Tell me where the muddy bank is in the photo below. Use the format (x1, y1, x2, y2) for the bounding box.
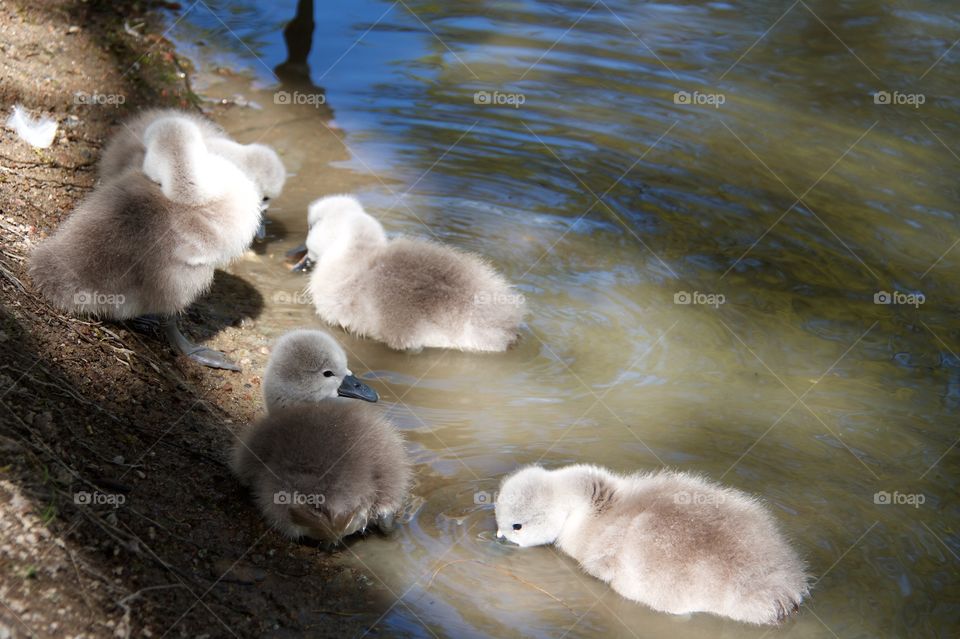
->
(0, 1, 390, 637)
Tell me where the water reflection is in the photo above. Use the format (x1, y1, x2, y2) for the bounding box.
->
(274, 0, 315, 84)
(169, 1, 958, 637)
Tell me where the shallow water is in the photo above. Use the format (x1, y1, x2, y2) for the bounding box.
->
(171, 1, 957, 636)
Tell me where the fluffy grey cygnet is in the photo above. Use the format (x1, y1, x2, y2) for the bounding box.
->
(495, 464, 809, 625)
(97, 108, 226, 179)
(29, 116, 261, 370)
(99, 108, 285, 237)
(302, 195, 525, 352)
(231, 329, 411, 545)
(205, 137, 286, 201)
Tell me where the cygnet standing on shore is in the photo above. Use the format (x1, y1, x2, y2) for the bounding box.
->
(98, 108, 285, 238)
(495, 464, 809, 625)
(29, 116, 262, 370)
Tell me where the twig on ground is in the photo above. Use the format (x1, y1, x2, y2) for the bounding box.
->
(0, 259, 25, 292)
(0, 152, 96, 171)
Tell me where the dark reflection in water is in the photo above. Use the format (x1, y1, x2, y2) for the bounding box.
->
(274, 0, 315, 85)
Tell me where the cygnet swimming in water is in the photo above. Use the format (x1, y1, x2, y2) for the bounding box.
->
(231, 329, 411, 545)
(98, 108, 285, 238)
(29, 116, 262, 370)
(495, 464, 809, 625)
(295, 195, 525, 352)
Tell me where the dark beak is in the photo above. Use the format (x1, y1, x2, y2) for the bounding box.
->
(285, 243, 313, 272)
(255, 200, 270, 241)
(337, 374, 379, 402)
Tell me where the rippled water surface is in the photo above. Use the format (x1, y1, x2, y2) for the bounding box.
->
(171, 1, 957, 636)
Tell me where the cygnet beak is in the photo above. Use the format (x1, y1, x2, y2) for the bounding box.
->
(496, 532, 518, 546)
(254, 197, 271, 241)
(285, 243, 313, 272)
(337, 374, 379, 402)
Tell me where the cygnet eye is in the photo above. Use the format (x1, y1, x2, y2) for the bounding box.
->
(512, 523, 522, 531)
(322, 370, 335, 378)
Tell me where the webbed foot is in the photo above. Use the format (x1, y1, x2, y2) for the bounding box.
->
(183, 345, 242, 372)
(161, 316, 241, 372)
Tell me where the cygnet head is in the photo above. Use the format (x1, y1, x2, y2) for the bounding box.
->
(142, 117, 245, 205)
(207, 138, 286, 203)
(495, 465, 568, 547)
(262, 329, 378, 413)
(304, 195, 388, 264)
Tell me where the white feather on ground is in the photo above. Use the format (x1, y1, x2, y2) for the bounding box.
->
(6, 105, 58, 148)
